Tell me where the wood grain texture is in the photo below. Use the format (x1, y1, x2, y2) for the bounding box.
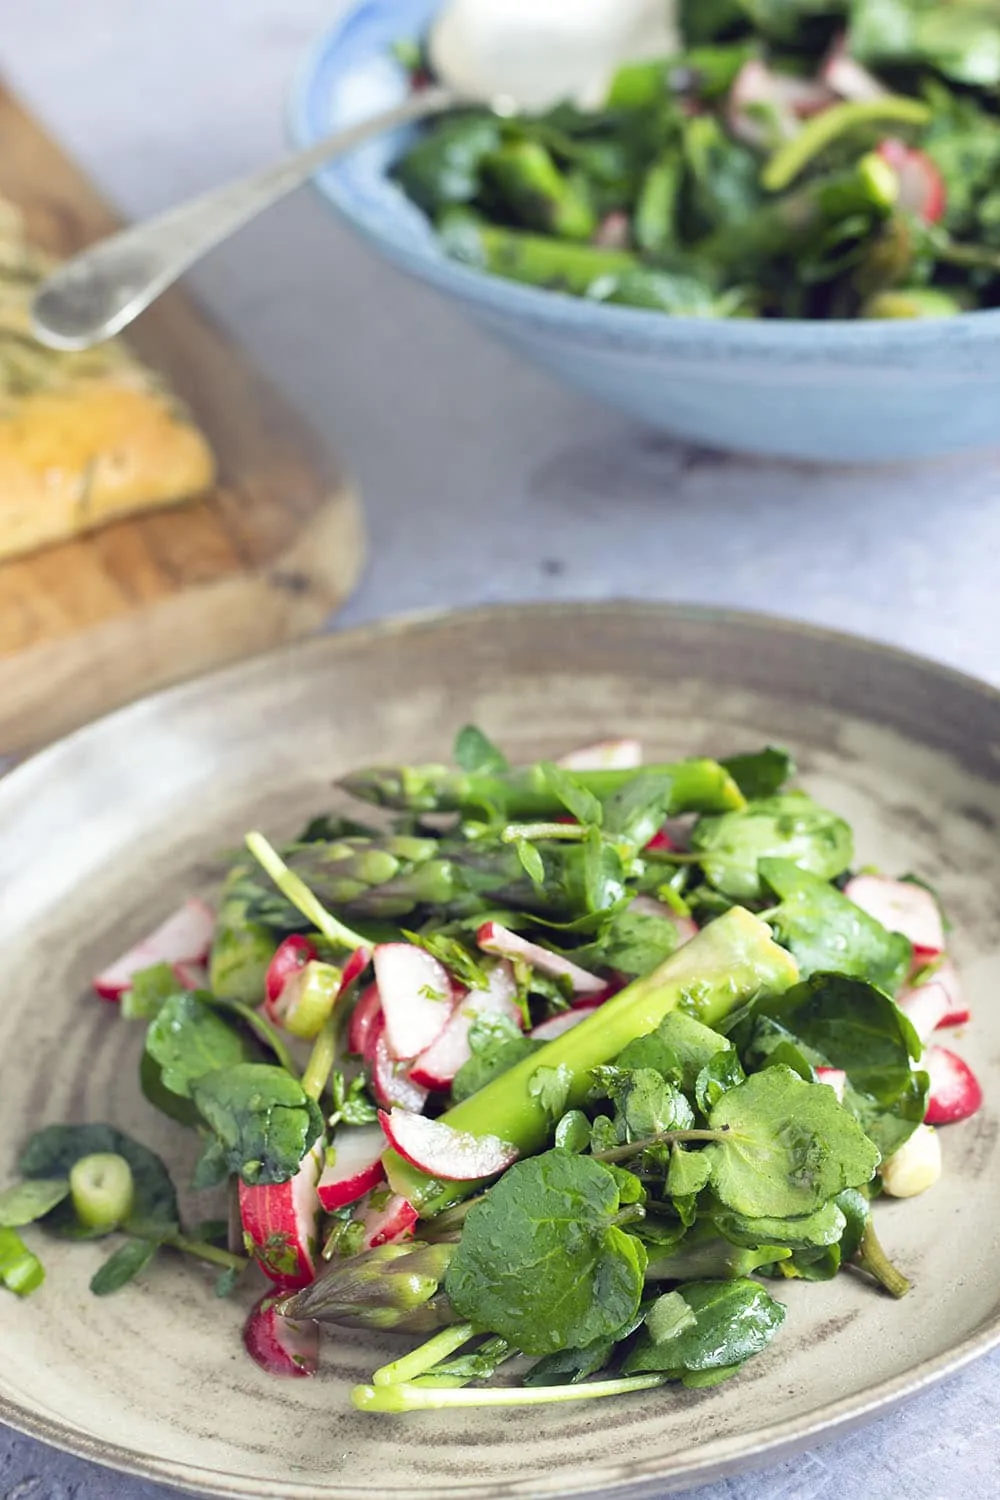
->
(0, 80, 365, 754)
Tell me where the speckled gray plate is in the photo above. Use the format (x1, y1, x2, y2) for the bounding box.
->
(1, 603, 999, 1500)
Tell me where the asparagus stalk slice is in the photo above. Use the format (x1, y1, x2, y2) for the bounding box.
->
(338, 757, 745, 819)
(384, 908, 799, 1215)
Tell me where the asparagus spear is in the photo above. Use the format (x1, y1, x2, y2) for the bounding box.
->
(483, 141, 597, 242)
(280, 1241, 456, 1332)
(442, 217, 640, 295)
(284, 833, 627, 922)
(384, 907, 798, 1215)
(339, 756, 745, 819)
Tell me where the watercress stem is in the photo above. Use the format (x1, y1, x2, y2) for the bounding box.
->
(164, 1234, 248, 1273)
(501, 822, 589, 843)
(593, 1129, 729, 1165)
(245, 832, 368, 951)
(854, 1219, 911, 1299)
(372, 1323, 478, 1386)
(215, 996, 301, 1078)
(353, 1372, 666, 1412)
(302, 1016, 338, 1103)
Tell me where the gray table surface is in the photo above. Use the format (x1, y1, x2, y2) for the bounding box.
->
(1, 4, 999, 1498)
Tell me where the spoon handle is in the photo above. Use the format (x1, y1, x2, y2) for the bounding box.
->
(31, 84, 454, 351)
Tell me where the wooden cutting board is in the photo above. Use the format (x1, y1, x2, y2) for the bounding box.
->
(0, 81, 365, 757)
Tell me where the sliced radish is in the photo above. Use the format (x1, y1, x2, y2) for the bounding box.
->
(628, 895, 699, 946)
(349, 983, 384, 1060)
(379, 1108, 518, 1181)
(239, 1143, 323, 1289)
(557, 738, 642, 771)
(881, 1123, 941, 1198)
(371, 1026, 430, 1113)
(644, 829, 675, 853)
(876, 139, 946, 224)
(814, 1066, 847, 1104)
(265, 935, 318, 1009)
(373, 944, 455, 1061)
(821, 34, 889, 102)
(94, 898, 216, 1000)
(409, 961, 521, 1089)
(477, 921, 605, 997)
(592, 212, 632, 252)
(358, 1190, 418, 1249)
(317, 1126, 386, 1212)
(924, 1046, 983, 1125)
(530, 1006, 599, 1042)
(897, 981, 951, 1044)
(340, 945, 372, 994)
(844, 875, 945, 958)
(727, 58, 834, 148)
(173, 960, 209, 991)
(244, 1293, 319, 1378)
(925, 958, 970, 1027)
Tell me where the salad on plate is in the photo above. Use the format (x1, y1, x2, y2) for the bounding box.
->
(391, 0, 1000, 320)
(0, 730, 982, 1413)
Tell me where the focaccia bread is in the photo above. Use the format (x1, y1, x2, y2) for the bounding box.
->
(0, 196, 215, 562)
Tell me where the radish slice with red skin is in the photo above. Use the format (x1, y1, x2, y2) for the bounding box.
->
(843, 875, 945, 958)
(239, 1143, 323, 1289)
(644, 829, 675, 853)
(557, 738, 642, 771)
(727, 59, 834, 148)
(877, 139, 946, 224)
(821, 35, 889, 102)
(265, 936, 318, 1010)
(371, 1027, 430, 1113)
(477, 921, 605, 997)
(924, 1046, 983, 1125)
(340, 945, 372, 994)
(380, 1108, 519, 1181)
(359, 1190, 418, 1249)
(924, 958, 970, 1027)
(349, 983, 384, 1060)
(94, 898, 216, 1000)
(373, 944, 455, 1061)
(627, 896, 699, 947)
(897, 981, 951, 1044)
(530, 1005, 601, 1043)
(409, 962, 521, 1089)
(814, 1066, 847, 1104)
(317, 1126, 386, 1212)
(173, 961, 209, 991)
(592, 212, 632, 251)
(243, 1293, 319, 1378)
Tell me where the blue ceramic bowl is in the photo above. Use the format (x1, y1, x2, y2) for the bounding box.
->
(290, 0, 1000, 462)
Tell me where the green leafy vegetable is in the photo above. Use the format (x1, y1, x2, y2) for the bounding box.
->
(444, 1151, 647, 1355)
(721, 747, 795, 800)
(190, 1064, 324, 1186)
(691, 793, 853, 900)
(19, 1124, 179, 1237)
(704, 1066, 881, 1216)
(453, 724, 509, 775)
(145, 992, 251, 1100)
(90, 1236, 160, 1296)
(623, 1278, 786, 1379)
(760, 858, 912, 992)
(0, 1178, 70, 1227)
(120, 961, 183, 1020)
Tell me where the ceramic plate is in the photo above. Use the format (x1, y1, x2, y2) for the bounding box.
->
(1, 603, 999, 1500)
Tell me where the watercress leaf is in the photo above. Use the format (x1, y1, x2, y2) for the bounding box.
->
(623, 1278, 786, 1376)
(705, 1067, 881, 1217)
(604, 1163, 647, 1206)
(711, 1200, 847, 1250)
(737, 1014, 817, 1082)
(591, 1067, 695, 1140)
(695, 1051, 746, 1115)
(682, 1362, 745, 1388)
(760, 858, 912, 993)
(781, 1242, 842, 1282)
(524, 1336, 618, 1386)
(528, 1065, 574, 1124)
(190, 1064, 324, 1187)
(191, 1137, 231, 1192)
(691, 793, 853, 900)
(516, 838, 546, 887)
(445, 1150, 647, 1355)
(667, 1145, 713, 1200)
(0, 1227, 45, 1295)
(0, 1178, 69, 1227)
(834, 1187, 870, 1264)
(721, 746, 795, 800)
(146, 992, 251, 1100)
(656, 1012, 736, 1094)
(393, 114, 501, 214)
(215, 1266, 241, 1298)
(555, 1110, 592, 1153)
(564, 903, 678, 978)
(752, 973, 925, 1155)
(453, 725, 509, 775)
(539, 762, 604, 827)
(121, 961, 184, 1020)
(328, 1071, 379, 1129)
(139, 1052, 203, 1128)
(451, 1020, 541, 1104)
(590, 1115, 620, 1154)
(19, 1124, 179, 1234)
(614, 1033, 683, 1081)
(90, 1236, 159, 1296)
(646, 1289, 698, 1342)
(601, 771, 674, 848)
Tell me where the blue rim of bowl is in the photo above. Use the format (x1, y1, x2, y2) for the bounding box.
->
(288, 2, 1000, 359)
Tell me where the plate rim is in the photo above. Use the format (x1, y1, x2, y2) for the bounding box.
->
(2, 599, 999, 1500)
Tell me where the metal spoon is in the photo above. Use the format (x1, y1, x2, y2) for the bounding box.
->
(31, 0, 675, 351)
